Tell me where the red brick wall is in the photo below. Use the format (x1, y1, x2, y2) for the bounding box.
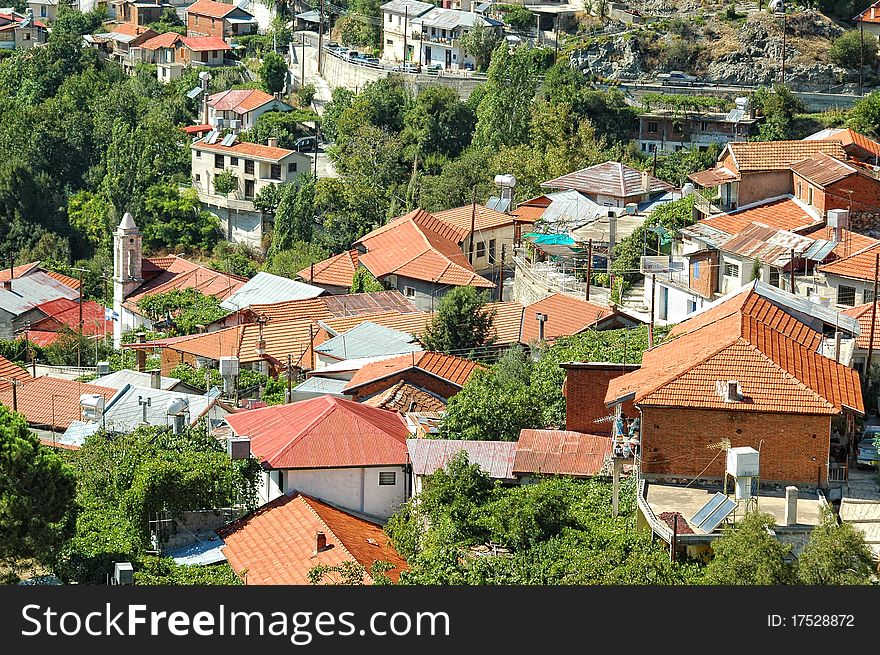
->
(161, 349, 196, 376)
(688, 250, 718, 299)
(639, 407, 831, 486)
(824, 174, 880, 213)
(564, 364, 639, 435)
(187, 13, 224, 38)
(351, 370, 460, 402)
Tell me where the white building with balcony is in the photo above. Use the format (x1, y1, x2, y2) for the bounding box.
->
(411, 8, 502, 70)
(191, 136, 311, 249)
(380, 0, 433, 63)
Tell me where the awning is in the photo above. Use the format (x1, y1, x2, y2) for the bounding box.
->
(524, 233, 576, 246)
(688, 167, 738, 188)
(296, 10, 321, 22)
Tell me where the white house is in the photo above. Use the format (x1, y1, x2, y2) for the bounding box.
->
(411, 8, 502, 70)
(223, 395, 411, 520)
(380, 0, 433, 63)
(207, 89, 292, 132)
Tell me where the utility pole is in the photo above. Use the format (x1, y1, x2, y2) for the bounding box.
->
(468, 187, 477, 266)
(781, 9, 787, 86)
(302, 33, 306, 88)
(585, 239, 593, 302)
(867, 253, 879, 383)
(286, 353, 292, 403)
(860, 22, 865, 97)
(648, 273, 656, 349)
(499, 243, 506, 302)
(318, 0, 325, 76)
(72, 266, 90, 368)
(403, 6, 409, 63)
(554, 14, 560, 63)
(789, 248, 795, 293)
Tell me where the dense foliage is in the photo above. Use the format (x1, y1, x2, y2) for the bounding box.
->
(421, 286, 496, 355)
(137, 289, 228, 336)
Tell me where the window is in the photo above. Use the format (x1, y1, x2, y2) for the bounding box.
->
(489, 239, 496, 262)
(196, 150, 201, 158)
(195, 14, 199, 25)
(214, 154, 224, 169)
(195, 173, 201, 182)
(387, 39, 393, 45)
(23, 33, 30, 40)
(866, 289, 875, 304)
(724, 262, 739, 278)
(244, 159, 254, 175)
(796, 181, 802, 199)
(230, 157, 239, 166)
(287, 162, 297, 173)
(647, 121, 658, 134)
(270, 164, 281, 179)
(476, 241, 486, 259)
(378, 471, 396, 486)
(672, 122, 683, 134)
(807, 186, 813, 205)
(769, 267, 780, 287)
(838, 285, 856, 306)
(687, 299, 697, 314)
(692, 260, 700, 279)
(388, 13, 392, 22)
(404, 286, 416, 298)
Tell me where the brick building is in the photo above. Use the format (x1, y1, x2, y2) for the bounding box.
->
(185, 0, 257, 39)
(560, 362, 639, 435)
(604, 286, 863, 488)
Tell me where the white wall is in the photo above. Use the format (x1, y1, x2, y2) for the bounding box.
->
(258, 465, 409, 520)
(645, 277, 706, 325)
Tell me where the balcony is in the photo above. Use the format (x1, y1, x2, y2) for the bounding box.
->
(694, 188, 735, 216)
(421, 32, 459, 47)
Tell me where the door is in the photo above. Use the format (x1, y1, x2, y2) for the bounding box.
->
(445, 49, 451, 68)
(425, 46, 431, 64)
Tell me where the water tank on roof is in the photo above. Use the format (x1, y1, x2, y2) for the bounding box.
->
(219, 356, 239, 378)
(681, 182, 695, 197)
(80, 394, 104, 420)
(165, 397, 189, 417)
(96, 361, 110, 376)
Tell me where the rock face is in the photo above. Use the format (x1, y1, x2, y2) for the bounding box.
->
(572, 35, 645, 81)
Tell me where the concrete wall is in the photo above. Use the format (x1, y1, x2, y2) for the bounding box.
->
(258, 465, 409, 519)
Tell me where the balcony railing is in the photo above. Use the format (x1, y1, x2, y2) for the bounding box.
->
(694, 188, 735, 216)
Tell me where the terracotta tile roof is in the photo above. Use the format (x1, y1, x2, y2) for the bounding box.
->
(688, 166, 738, 188)
(361, 380, 447, 413)
(486, 301, 524, 345)
(319, 311, 433, 338)
(297, 250, 358, 288)
(193, 138, 295, 162)
(124, 256, 245, 309)
(218, 493, 407, 585)
(697, 196, 822, 236)
(355, 209, 494, 288)
(407, 438, 517, 479)
(806, 127, 880, 160)
(0, 355, 30, 390)
(0, 377, 117, 430)
(344, 351, 483, 393)
(248, 291, 420, 324)
(857, 2, 880, 24)
(431, 203, 531, 243)
(0, 262, 39, 281)
(23, 330, 63, 348)
(513, 430, 612, 477)
(790, 152, 860, 187)
(842, 303, 880, 349)
(31, 298, 111, 336)
(542, 161, 674, 198)
(112, 22, 155, 37)
(510, 204, 546, 221)
(520, 293, 614, 343)
(607, 288, 862, 415)
(818, 241, 880, 281)
(225, 395, 410, 468)
(139, 31, 181, 50)
(0, 263, 80, 290)
(187, 0, 241, 18)
(725, 140, 846, 172)
(208, 89, 278, 114)
(182, 123, 213, 135)
(181, 35, 232, 52)
(40, 270, 81, 290)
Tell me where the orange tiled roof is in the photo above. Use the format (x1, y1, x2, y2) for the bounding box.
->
(697, 196, 822, 236)
(343, 351, 483, 393)
(112, 22, 155, 38)
(857, 4, 880, 26)
(800, 225, 879, 260)
(187, 0, 241, 18)
(0, 377, 117, 430)
(297, 250, 358, 288)
(0, 262, 39, 281)
(139, 31, 181, 51)
(124, 256, 245, 309)
(0, 355, 30, 390)
(355, 209, 495, 288)
(818, 241, 880, 282)
(486, 301, 524, 345)
(248, 291, 420, 325)
(181, 35, 232, 52)
(513, 429, 612, 477)
(725, 140, 846, 172)
(431, 203, 531, 243)
(0, 263, 80, 290)
(819, 128, 880, 160)
(319, 311, 433, 338)
(31, 298, 111, 336)
(209, 89, 280, 114)
(842, 303, 880, 350)
(41, 269, 81, 290)
(361, 380, 447, 413)
(606, 287, 863, 415)
(521, 293, 614, 343)
(218, 493, 407, 585)
(193, 137, 293, 161)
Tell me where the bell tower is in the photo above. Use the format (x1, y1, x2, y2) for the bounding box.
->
(113, 212, 143, 347)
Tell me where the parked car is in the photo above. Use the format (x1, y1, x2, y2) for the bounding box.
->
(392, 62, 420, 73)
(336, 47, 350, 57)
(345, 50, 361, 60)
(362, 57, 380, 66)
(658, 70, 699, 85)
(327, 41, 339, 49)
(857, 425, 880, 468)
(293, 136, 317, 152)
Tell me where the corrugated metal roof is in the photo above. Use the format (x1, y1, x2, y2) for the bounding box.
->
(542, 161, 674, 198)
(413, 6, 501, 28)
(315, 321, 422, 360)
(165, 538, 227, 566)
(219, 272, 325, 311)
(292, 376, 349, 396)
(380, 0, 434, 16)
(99, 384, 223, 433)
(0, 271, 80, 316)
(94, 369, 181, 391)
(513, 430, 612, 477)
(407, 438, 516, 479)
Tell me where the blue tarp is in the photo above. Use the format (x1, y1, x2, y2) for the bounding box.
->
(524, 233, 576, 246)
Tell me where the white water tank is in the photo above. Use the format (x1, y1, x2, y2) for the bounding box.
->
(681, 182, 695, 197)
(727, 446, 760, 478)
(219, 356, 239, 378)
(165, 397, 189, 416)
(80, 394, 105, 420)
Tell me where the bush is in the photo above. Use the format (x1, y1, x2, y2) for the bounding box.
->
(829, 31, 878, 71)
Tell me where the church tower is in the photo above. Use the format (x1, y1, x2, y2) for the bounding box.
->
(113, 212, 143, 348)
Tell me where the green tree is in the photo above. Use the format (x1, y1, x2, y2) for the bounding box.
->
(264, 241, 330, 279)
(260, 52, 288, 95)
(321, 87, 355, 142)
(421, 285, 496, 354)
(499, 5, 535, 30)
(797, 507, 876, 585)
(829, 30, 877, 71)
(149, 7, 186, 35)
(703, 512, 797, 585)
(136, 288, 228, 335)
(141, 183, 221, 251)
(350, 267, 385, 293)
(460, 22, 501, 72)
(402, 86, 476, 161)
(0, 405, 76, 581)
(847, 91, 880, 138)
(296, 83, 316, 109)
(268, 173, 317, 258)
(473, 44, 542, 149)
(240, 108, 319, 150)
(135, 557, 242, 585)
(750, 84, 807, 142)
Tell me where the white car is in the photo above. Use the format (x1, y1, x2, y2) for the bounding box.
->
(658, 70, 699, 85)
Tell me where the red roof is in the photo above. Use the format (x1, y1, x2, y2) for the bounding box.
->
(361, 380, 447, 413)
(297, 250, 359, 288)
(431, 203, 531, 243)
(818, 241, 880, 282)
(0, 377, 117, 430)
(193, 138, 294, 162)
(208, 89, 278, 114)
(31, 298, 111, 336)
(0, 355, 30, 390)
(181, 35, 232, 52)
(521, 293, 615, 342)
(22, 330, 62, 348)
(182, 123, 213, 135)
(842, 303, 880, 350)
(857, 3, 880, 25)
(606, 286, 863, 415)
(513, 430, 612, 477)
(0, 263, 80, 290)
(139, 31, 181, 51)
(218, 493, 407, 585)
(697, 196, 822, 236)
(225, 395, 410, 469)
(343, 351, 483, 393)
(542, 161, 674, 198)
(125, 255, 245, 309)
(186, 0, 243, 18)
(355, 209, 494, 288)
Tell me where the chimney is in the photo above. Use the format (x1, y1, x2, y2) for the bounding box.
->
(135, 332, 146, 372)
(641, 169, 650, 193)
(0, 279, 10, 291)
(535, 312, 548, 341)
(150, 369, 162, 389)
(783, 486, 798, 526)
(315, 531, 327, 554)
(267, 137, 279, 149)
(872, 7, 877, 19)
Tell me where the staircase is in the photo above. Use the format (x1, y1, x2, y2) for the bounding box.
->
(621, 279, 649, 314)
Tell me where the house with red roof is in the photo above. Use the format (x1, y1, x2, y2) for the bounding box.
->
(0, 10, 47, 50)
(207, 89, 292, 131)
(191, 134, 311, 248)
(603, 283, 864, 488)
(111, 0, 171, 28)
(856, 2, 880, 39)
(23, 297, 113, 348)
(138, 32, 233, 82)
(223, 395, 411, 518)
(217, 492, 407, 584)
(186, 0, 257, 40)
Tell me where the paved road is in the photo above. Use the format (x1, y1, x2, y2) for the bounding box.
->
(289, 32, 337, 179)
